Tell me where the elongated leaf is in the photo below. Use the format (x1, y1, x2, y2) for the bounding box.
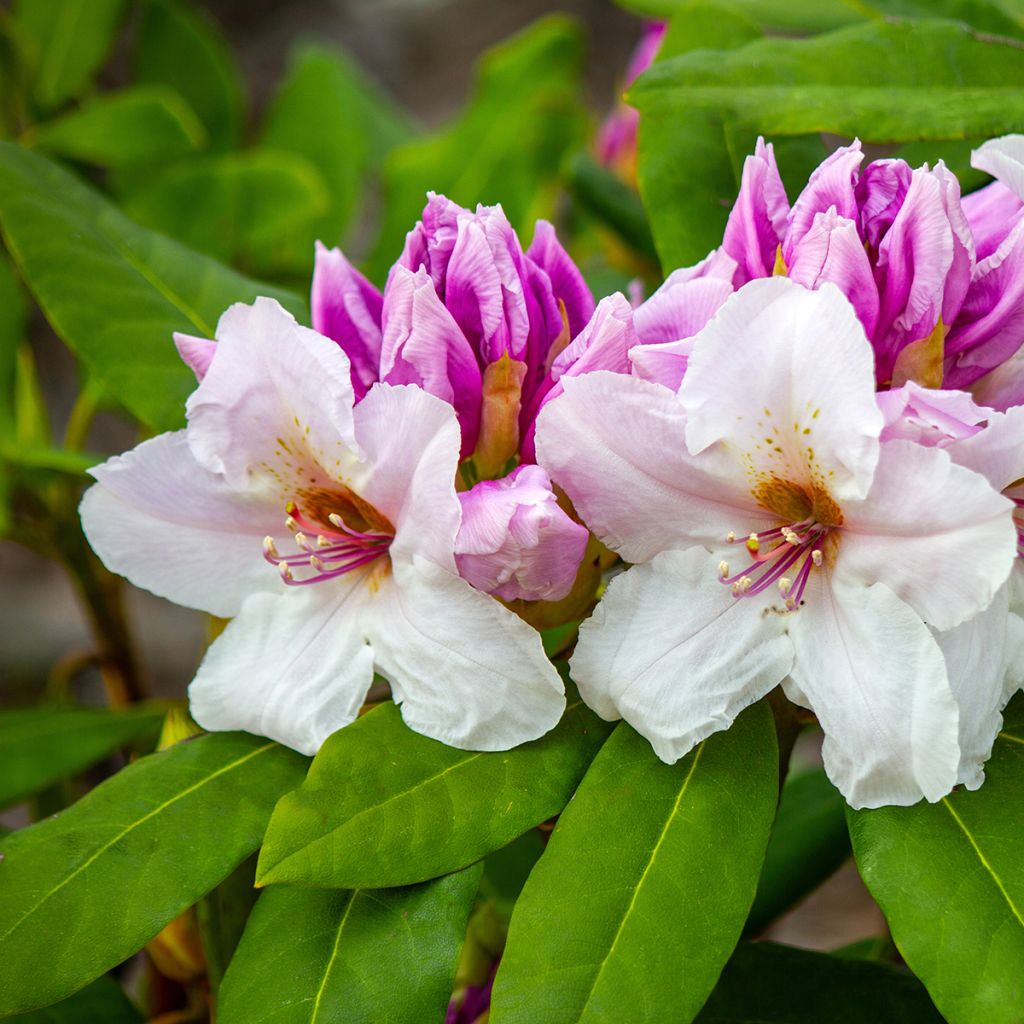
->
(745, 767, 850, 934)
(693, 942, 944, 1023)
(32, 86, 206, 168)
(849, 693, 1024, 1024)
(135, 0, 244, 149)
(490, 704, 778, 1024)
(0, 703, 165, 810)
(367, 16, 585, 281)
(635, 19, 1024, 268)
(0, 248, 26, 436)
(258, 696, 613, 890)
(13, 0, 127, 110)
(260, 43, 411, 270)
(219, 865, 481, 1024)
(196, 855, 259, 995)
(0, 143, 304, 432)
(0, 733, 308, 1015)
(5, 975, 142, 1024)
(122, 150, 330, 269)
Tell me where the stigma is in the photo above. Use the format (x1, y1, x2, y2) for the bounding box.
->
(263, 501, 392, 586)
(718, 517, 829, 611)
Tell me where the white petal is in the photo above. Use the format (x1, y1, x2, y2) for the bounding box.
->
(570, 548, 794, 763)
(369, 558, 565, 750)
(786, 574, 960, 809)
(188, 581, 376, 756)
(536, 372, 773, 563)
(945, 404, 1024, 492)
(839, 439, 1015, 630)
(186, 297, 361, 492)
(935, 585, 1024, 789)
(351, 383, 463, 568)
(972, 134, 1024, 201)
(82, 432, 284, 617)
(680, 278, 883, 503)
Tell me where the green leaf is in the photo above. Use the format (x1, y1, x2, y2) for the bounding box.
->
(693, 942, 944, 1023)
(490, 704, 778, 1024)
(258, 696, 614, 890)
(260, 43, 412, 270)
(634, 18, 1024, 268)
(0, 703, 165, 810)
(612, 0, 866, 32)
(135, 0, 245, 149)
(0, 732, 308, 1015)
(0, 248, 26, 436)
(0, 142, 304, 433)
(849, 693, 1024, 1024)
(745, 768, 850, 934)
(366, 15, 586, 282)
(121, 150, 331, 270)
(218, 866, 482, 1024)
(31, 86, 206, 168)
(13, 0, 127, 110)
(196, 855, 259, 995)
(4, 975, 142, 1024)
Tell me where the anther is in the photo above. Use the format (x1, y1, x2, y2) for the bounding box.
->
(328, 513, 345, 529)
(316, 535, 331, 548)
(726, 531, 736, 543)
(285, 516, 298, 533)
(782, 527, 799, 545)
(811, 549, 823, 566)
(718, 560, 729, 579)
(777, 577, 792, 594)
(310, 555, 325, 572)
(278, 563, 294, 582)
(294, 532, 309, 550)
(263, 537, 278, 558)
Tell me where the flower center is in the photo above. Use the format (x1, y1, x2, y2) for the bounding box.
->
(263, 500, 393, 587)
(718, 518, 831, 611)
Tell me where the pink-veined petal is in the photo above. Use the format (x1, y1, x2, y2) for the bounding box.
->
(633, 274, 734, 346)
(173, 333, 216, 382)
(785, 141, 863, 256)
(526, 219, 595, 338)
(961, 180, 1023, 261)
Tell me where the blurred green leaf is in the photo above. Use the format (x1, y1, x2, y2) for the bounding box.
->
(260, 42, 412, 272)
(366, 15, 586, 282)
(0, 143, 304, 433)
(13, 0, 127, 111)
(0, 732, 308, 1015)
(258, 695, 613, 890)
(693, 942, 944, 1023)
(0, 249, 26, 437)
(490, 704, 778, 1024)
(479, 828, 547, 911)
(122, 150, 331, 270)
(31, 86, 206, 168)
(612, 0, 866, 31)
(135, 0, 244, 149)
(219, 866, 481, 1024)
(0, 703, 165, 811)
(196, 855, 259, 995)
(4, 975, 142, 1024)
(849, 693, 1024, 1024)
(745, 768, 850, 934)
(635, 18, 1024, 269)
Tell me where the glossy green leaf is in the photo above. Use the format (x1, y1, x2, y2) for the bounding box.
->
(4, 975, 142, 1024)
(0, 732, 308, 1015)
(745, 768, 850, 934)
(122, 150, 330, 270)
(849, 693, 1024, 1024)
(366, 15, 585, 281)
(693, 942, 944, 1023)
(13, 0, 127, 110)
(0, 703, 165, 810)
(260, 43, 411, 270)
(258, 696, 614, 890)
(490, 704, 778, 1024)
(31, 86, 206, 168)
(135, 0, 244, 149)
(219, 866, 481, 1024)
(634, 19, 1024, 268)
(0, 143, 304, 432)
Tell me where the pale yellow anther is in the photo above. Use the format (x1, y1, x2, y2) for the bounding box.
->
(785, 596, 798, 611)
(285, 516, 298, 533)
(782, 527, 799, 545)
(328, 512, 345, 529)
(262, 536, 278, 558)
(316, 535, 331, 548)
(278, 563, 294, 581)
(777, 577, 792, 594)
(812, 549, 824, 566)
(310, 555, 325, 572)
(294, 531, 309, 550)
(738, 575, 752, 593)
(718, 560, 729, 579)
(726, 531, 736, 543)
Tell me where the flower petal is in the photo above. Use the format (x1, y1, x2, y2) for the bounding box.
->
(81, 432, 285, 617)
(839, 439, 1015, 631)
(944, 404, 1024, 492)
(961, 180, 1023, 261)
(370, 558, 565, 750)
(680, 277, 883, 503)
(971, 134, 1024, 201)
(570, 547, 794, 762)
(526, 219, 595, 338)
(536, 372, 771, 563)
(173, 332, 216, 382)
(971, 344, 1024, 411)
(633, 274, 734, 346)
(856, 158, 912, 249)
(786, 574, 960, 808)
(785, 141, 862, 255)
(188, 582, 376, 755)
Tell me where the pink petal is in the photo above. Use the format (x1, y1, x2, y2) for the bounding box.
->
(855, 158, 912, 250)
(961, 180, 1023, 261)
(785, 141, 863, 256)
(173, 332, 217, 382)
(526, 219, 595, 338)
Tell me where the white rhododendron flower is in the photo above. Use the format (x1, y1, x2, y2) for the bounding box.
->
(537, 278, 1017, 808)
(81, 298, 565, 755)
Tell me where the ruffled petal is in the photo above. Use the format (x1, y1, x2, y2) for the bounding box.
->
(188, 581, 376, 755)
(786, 573, 960, 809)
(971, 134, 1024, 201)
(173, 333, 216, 382)
(633, 274, 734, 345)
(82, 432, 286, 618)
(570, 547, 794, 761)
(944, 404, 1024, 492)
(369, 557, 565, 749)
(960, 180, 1023, 260)
(526, 219, 595, 338)
(785, 141, 862, 255)
(839, 439, 1015, 630)
(680, 278, 883, 503)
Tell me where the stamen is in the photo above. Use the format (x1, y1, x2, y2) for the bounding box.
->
(718, 560, 729, 579)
